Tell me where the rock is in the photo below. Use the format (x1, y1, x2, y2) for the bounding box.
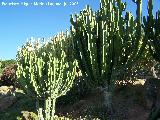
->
(20, 111, 38, 120)
(0, 86, 17, 112)
(0, 86, 15, 95)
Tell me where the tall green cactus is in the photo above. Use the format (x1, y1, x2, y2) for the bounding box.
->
(143, 0, 160, 63)
(70, 0, 146, 113)
(0, 60, 2, 69)
(16, 31, 77, 120)
(143, 0, 160, 119)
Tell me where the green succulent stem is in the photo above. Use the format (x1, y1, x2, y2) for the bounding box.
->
(70, 0, 146, 114)
(16, 32, 77, 119)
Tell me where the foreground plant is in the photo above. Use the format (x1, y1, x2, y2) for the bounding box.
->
(70, 0, 146, 113)
(16, 31, 77, 120)
(143, 0, 160, 119)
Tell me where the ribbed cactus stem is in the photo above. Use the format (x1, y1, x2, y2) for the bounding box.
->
(148, 0, 153, 16)
(16, 31, 77, 119)
(70, 0, 146, 114)
(143, 0, 160, 63)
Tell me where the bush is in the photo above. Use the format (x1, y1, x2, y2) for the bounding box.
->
(0, 64, 17, 86)
(0, 59, 16, 70)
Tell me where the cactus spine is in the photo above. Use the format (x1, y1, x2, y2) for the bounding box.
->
(16, 31, 77, 120)
(70, 0, 146, 113)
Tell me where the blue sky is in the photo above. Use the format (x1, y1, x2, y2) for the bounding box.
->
(0, 0, 160, 60)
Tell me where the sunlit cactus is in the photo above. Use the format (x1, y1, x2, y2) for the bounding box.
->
(70, 0, 146, 113)
(16, 31, 77, 120)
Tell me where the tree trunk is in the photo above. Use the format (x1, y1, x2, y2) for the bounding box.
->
(151, 61, 158, 78)
(37, 98, 56, 120)
(103, 86, 114, 117)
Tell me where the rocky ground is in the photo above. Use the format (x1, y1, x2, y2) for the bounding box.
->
(0, 79, 160, 120)
(0, 86, 17, 112)
(56, 82, 151, 120)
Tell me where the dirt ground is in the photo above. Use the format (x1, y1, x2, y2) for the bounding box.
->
(56, 80, 153, 120)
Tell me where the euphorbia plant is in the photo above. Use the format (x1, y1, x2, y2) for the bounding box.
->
(70, 0, 146, 114)
(16, 31, 77, 120)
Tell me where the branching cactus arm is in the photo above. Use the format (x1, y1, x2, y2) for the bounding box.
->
(143, 0, 160, 62)
(70, 0, 146, 113)
(16, 32, 77, 119)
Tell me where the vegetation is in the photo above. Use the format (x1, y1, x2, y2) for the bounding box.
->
(0, 0, 160, 119)
(0, 64, 17, 86)
(0, 59, 17, 86)
(0, 90, 36, 120)
(16, 32, 77, 119)
(70, 0, 146, 114)
(0, 59, 16, 75)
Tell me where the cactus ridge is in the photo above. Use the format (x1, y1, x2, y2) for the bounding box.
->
(16, 32, 77, 119)
(70, 0, 146, 89)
